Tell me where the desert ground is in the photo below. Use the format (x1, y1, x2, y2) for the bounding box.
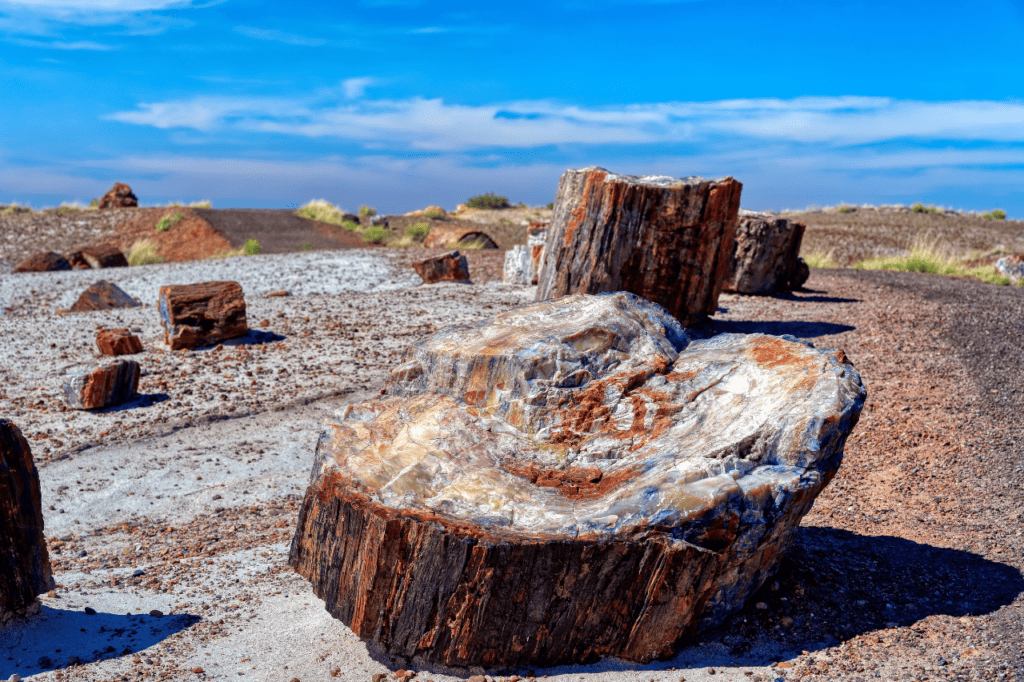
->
(0, 204, 1022, 682)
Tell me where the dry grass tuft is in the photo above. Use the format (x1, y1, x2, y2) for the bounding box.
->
(126, 239, 165, 266)
(852, 236, 1021, 286)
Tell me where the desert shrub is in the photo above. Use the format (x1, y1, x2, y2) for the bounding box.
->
(156, 213, 184, 232)
(837, 205, 856, 214)
(88, 198, 100, 209)
(546, 202, 554, 209)
(457, 236, 491, 250)
(423, 207, 446, 219)
(297, 200, 349, 227)
(466, 193, 510, 210)
(853, 238, 1017, 285)
(342, 220, 360, 231)
(982, 209, 1007, 220)
(406, 222, 431, 241)
(911, 202, 940, 214)
(362, 225, 390, 244)
(802, 251, 838, 268)
(244, 238, 262, 255)
(126, 239, 164, 266)
(299, 243, 313, 251)
(359, 205, 377, 218)
(387, 236, 416, 248)
(189, 200, 212, 208)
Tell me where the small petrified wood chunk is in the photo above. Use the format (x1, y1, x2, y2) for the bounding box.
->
(97, 182, 138, 209)
(289, 292, 865, 668)
(535, 167, 742, 326)
(69, 280, 140, 313)
(13, 252, 71, 273)
(158, 281, 248, 350)
(422, 224, 498, 249)
(724, 211, 808, 295)
(412, 251, 470, 284)
(995, 255, 1024, 283)
(96, 328, 143, 356)
(503, 222, 549, 285)
(1, 420, 55, 616)
(67, 244, 129, 269)
(63, 360, 141, 410)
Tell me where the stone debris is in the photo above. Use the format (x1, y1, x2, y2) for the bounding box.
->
(158, 281, 248, 350)
(68, 280, 140, 313)
(12, 251, 71, 273)
(97, 182, 138, 209)
(421, 224, 498, 249)
(412, 250, 470, 284)
(503, 221, 548, 285)
(536, 167, 742, 326)
(290, 292, 866, 667)
(725, 211, 809, 294)
(994, 254, 1024, 282)
(95, 328, 144, 356)
(62, 359, 141, 410)
(66, 243, 129, 269)
(369, 215, 389, 227)
(0, 420, 55, 617)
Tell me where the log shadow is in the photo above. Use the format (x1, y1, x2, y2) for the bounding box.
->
(691, 319, 856, 340)
(96, 393, 170, 414)
(776, 288, 862, 304)
(220, 329, 286, 347)
(0, 606, 200, 676)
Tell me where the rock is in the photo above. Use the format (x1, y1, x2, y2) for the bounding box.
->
(994, 255, 1024, 283)
(96, 328, 143, 356)
(149, 609, 163, 617)
(724, 212, 808, 295)
(0, 420, 55, 616)
(63, 359, 141, 410)
(412, 251, 470, 284)
(66, 244, 129, 270)
(341, 213, 360, 224)
(536, 167, 742, 326)
(97, 183, 138, 209)
(158, 281, 248, 350)
(12, 252, 71, 273)
(503, 222, 549, 285)
(289, 292, 865, 668)
(422, 224, 498, 250)
(69, 280, 140, 313)
(369, 215, 389, 227)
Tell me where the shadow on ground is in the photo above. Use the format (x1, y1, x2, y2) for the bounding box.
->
(0, 607, 200, 677)
(101, 393, 169, 413)
(693, 319, 855, 340)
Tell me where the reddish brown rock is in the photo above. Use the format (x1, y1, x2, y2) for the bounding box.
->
(412, 251, 470, 284)
(535, 167, 742, 326)
(62, 359, 141, 410)
(0, 420, 54, 618)
(97, 182, 138, 209)
(13, 251, 71, 273)
(96, 328, 143, 356)
(422, 224, 498, 249)
(158, 281, 248, 350)
(68, 280, 140, 313)
(66, 243, 129, 269)
(724, 211, 808, 294)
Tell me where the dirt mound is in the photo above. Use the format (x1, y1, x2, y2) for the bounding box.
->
(194, 208, 375, 254)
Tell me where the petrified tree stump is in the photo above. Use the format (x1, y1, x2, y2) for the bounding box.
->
(63, 359, 141, 410)
(289, 292, 865, 668)
(535, 167, 742, 326)
(96, 328, 143, 356)
(724, 211, 808, 294)
(69, 280, 140, 313)
(13, 252, 71, 273)
(1, 420, 54, 618)
(412, 251, 470, 284)
(67, 244, 129, 270)
(158, 281, 248, 350)
(97, 182, 138, 209)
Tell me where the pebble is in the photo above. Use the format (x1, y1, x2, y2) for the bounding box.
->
(84, 606, 96, 615)
(133, 568, 146, 576)
(9, 674, 22, 682)
(149, 609, 164, 617)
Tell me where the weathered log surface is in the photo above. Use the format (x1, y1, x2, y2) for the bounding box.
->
(158, 281, 248, 350)
(96, 328, 144, 356)
(422, 224, 498, 250)
(13, 251, 71, 273)
(63, 359, 141, 410)
(67, 243, 129, 269)
(0, 420, 54, 616)
(69, 280, 140, 313)
(535, 167, 742, 326)
(503, 222, 548, 285)
(412, 251, 470, 284)
(289, 293, 865, 668)
(724, 211, 807, 295)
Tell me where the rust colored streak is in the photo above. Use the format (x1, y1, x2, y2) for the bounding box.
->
(748, 336, 815, 370)
(563, 170, 607, 247)
(501, 462, 640, 501)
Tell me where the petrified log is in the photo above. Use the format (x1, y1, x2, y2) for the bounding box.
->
(63, 359, 141, 410)
(1, 420, 55, 617)
(69, 280, 140, 313)
(67, 244, 129, 269)
(995, 255, 1024, 283)
(422, 224, 498, 250)
(158, 281, 248, 350)
(535, 167, 742, 326)
(289, 292, 865, 668)
(412, 251, 470, 284)
(96, 328, 143, 356)
(97, 182, 138, 209)
(13, 252, 71, 273)
(503, 222, 549, 285)
(724, 211, 808, 295)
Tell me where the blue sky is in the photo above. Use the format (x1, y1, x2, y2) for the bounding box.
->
(2, 0, 1023, 215)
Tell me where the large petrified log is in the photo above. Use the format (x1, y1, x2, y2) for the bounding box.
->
(724, 211, 808, 294)
(289, 292, 865, 668)
(535, 168, 742, 326)
(158, 281, 248, 350)
(67, 244, 129, 270)
(1, 420, 54, 618)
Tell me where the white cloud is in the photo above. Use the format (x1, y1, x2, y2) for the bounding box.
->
(6, 36, 116, 48)
(0, 0, 189, 9)
(233, 25, 327, 47)
(342, 76, 375, 99)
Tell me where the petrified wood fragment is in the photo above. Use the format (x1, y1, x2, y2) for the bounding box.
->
(158, 281, 248, 350)
(13, 252, 71, 273)
(69, 280, 140, 313)
(724, 211, 808, 295)
(412, 251, 470, 284)
(536, 167, 742, 326)
(289, 292, 865, 668)
(63, 359, 141, 410)
(503, 222, 549, 285)
(67, 244, 129, 269)
(995, 255, 1024, 283)
(422, 224, 498, 250)
(96, 328, 144, 356)
(1, 420, 54, 617)
(98, 182, 138, 209)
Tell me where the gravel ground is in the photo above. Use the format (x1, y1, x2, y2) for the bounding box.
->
(0, 258, 1022, 682)
(0, 208, 130, 270)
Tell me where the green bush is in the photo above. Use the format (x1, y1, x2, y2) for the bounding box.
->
(359, 205, 377, 218)
(406, 222, 431, 241)
(244, 238, 262, 255)
(362, 226, 389, 244)
(911, 202, 940, 214)
(156, 212, 184, 232)
(837, 205, 856, 214)
(342, 220, 360, 231)
(982, 209, 1007, 220)
(423, 207, 446, 219)
(546, 202, 554, 209)
(297, 200, 348, 227)
(466, 193, 510, 210)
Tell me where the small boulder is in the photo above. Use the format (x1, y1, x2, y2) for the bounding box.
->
(158, 281, 248, 350)
(97, 183, 138, 210)
(96, 328, 143, 356)
(413, 251, 470, 284)
(63, 360, 141, 410)
(69, 280, 140, 313)
(66, 244, 128, 269)
(13, 252, 71, 273)
(724, 211, 807, 295)
(995, 255, 1024, 283)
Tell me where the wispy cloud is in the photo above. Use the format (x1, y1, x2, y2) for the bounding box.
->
(7, 36, 116, 48)
(233, 25, 327, 47)
(342, 76, 375, 99)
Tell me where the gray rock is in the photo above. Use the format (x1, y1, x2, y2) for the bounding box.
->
(994, 255, 1024, 282)
(369, 215, 389, 227)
